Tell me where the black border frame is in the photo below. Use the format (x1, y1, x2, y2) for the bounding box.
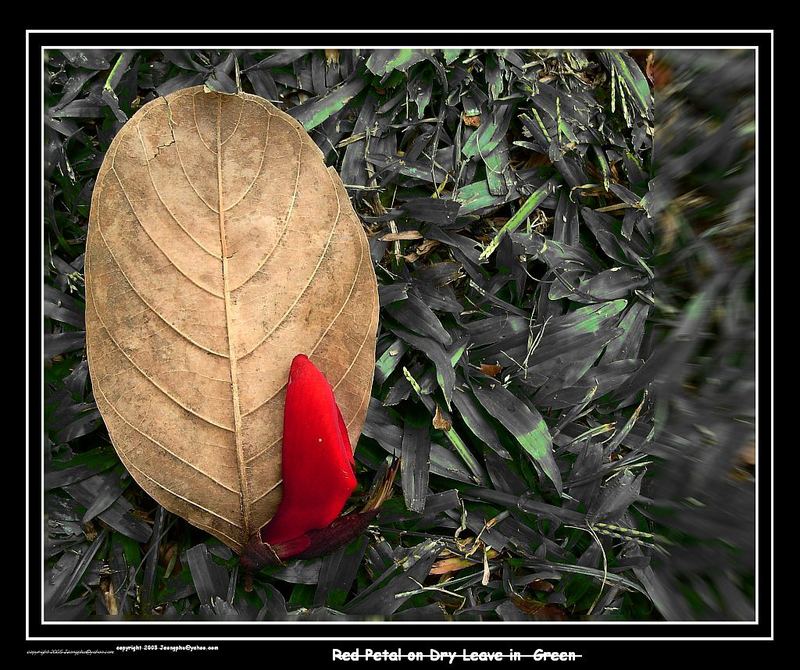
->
(26, 27, 774, 655)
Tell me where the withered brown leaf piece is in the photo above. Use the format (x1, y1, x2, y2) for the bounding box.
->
(85, 86, 379, 552)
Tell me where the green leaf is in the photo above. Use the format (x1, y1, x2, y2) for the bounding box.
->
(453, 179, 512, 215)
(479, 178, 560, 260)
(289, 70, 368, 130)
(375, 338, 409, 385)
(366, 49, 428, 76)
(601, 51, 652, 120)
(442, 49, 462, 64)
(472, 383, 561, 493)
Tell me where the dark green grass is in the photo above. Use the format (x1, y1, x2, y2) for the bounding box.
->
(44, 48, 755, 621)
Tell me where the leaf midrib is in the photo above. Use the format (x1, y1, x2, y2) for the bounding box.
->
(215, 95, 251, 539)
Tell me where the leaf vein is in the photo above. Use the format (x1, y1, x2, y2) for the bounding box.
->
(239, 163, 342, 359)
(109, 168, 225, 299)
(96, 384, 239, 494)
(116, 448, 243, 530)
(94, 204, 228, 358)
(222, 103, 271, 212)
(228, 121, 304, 291)
(88, 282, 235, 432)
(244, 272, 376, 464)
(133, 106, 222, 259)
(240, 208, 366, 418)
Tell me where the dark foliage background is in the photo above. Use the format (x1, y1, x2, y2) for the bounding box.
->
(43, 48, 756, 621)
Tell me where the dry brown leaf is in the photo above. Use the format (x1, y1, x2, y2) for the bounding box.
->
(429, 556, 476, 575)
(510, 594, 569, 621)
(82, 521, 98, 542)
(646, 51, 673, 90)
(402, 239, 440, 262)
(429, 548, 498, 576)
(432, 404, 452, 431)
(731, 440, 756, 481)
(738, 441, 756, 467)
(528, 579, 554, 593)
(380, 230, 424, 242)
(480, 363, 503, 378)
(100, 577, 118, 616)
(462, 113, 481, 127)
(85, 86, 379, 552)
(159, 541, 179, 567)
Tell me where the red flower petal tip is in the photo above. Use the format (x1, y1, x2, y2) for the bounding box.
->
(259, 354, 357, 548)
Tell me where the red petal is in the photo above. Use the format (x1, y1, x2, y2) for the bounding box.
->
(260, 354, 357, 546)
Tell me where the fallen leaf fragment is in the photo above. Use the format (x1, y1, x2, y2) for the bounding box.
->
(462, 113, 482, 127)
(480, 363, 503, 378)
(380, 230, 424, 242)
(433, 404, 452, 431)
